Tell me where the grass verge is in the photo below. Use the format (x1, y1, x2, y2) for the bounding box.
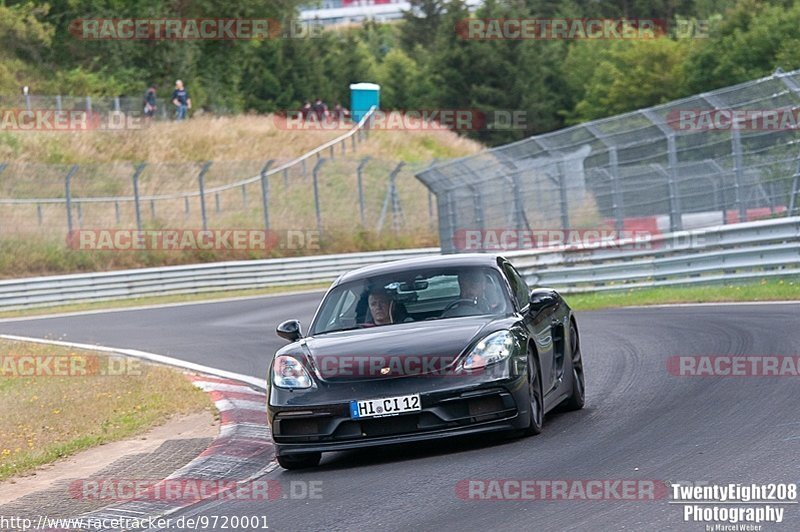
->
(0, 340, 212, 481)
(563, 278, 800, 311)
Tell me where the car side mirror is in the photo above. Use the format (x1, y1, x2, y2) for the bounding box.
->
(277, 319, 303, 342)
(528, 289, 559, 316)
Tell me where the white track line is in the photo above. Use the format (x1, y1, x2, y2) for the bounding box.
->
(0, 333, 267, 390)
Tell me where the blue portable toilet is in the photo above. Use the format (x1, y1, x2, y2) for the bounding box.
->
(350, 83, 380, 123)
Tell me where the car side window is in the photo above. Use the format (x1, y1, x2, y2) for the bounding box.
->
(503, 263, 530, 309)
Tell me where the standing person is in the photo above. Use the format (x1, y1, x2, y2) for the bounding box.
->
(300, 101, 312, 120)
(172, 80, 191, 121)
(332, 102, 349, 123)
(312, 97, 328, 121)
(143, 85, 157, 121)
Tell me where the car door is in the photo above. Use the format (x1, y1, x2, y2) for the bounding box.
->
(500, 260, 557, 396)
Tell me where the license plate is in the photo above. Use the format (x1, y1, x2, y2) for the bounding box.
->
(350, 394, 421, 419)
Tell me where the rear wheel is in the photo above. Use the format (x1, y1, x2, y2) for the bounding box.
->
(276, 452, 321, 470)
(523, 351, 544, 435)
(562, 320, 585, 411)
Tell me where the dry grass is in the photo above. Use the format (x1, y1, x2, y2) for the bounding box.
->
(0, 114, 483, 276)
(0, 114, 483, 164)
(0, 340, 211, 480)
(0, 115, 345, 164)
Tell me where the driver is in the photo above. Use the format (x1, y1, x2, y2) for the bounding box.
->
(457, 269, 502, 313)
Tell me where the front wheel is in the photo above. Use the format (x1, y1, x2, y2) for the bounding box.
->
(561, 320, 585, 411)
(276, 452, 322, 470)
(523, 351, 544, 435)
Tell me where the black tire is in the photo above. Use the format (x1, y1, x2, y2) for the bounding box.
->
(276, 452, 322, 470)
(523, 350, 544, 436)
(561, 320, 585, 411)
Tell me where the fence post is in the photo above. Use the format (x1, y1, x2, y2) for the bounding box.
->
(390, 163, 406, 233)
(356, 157, 370, 226)
(423, 159, 440, 227)
(37, 205, 43, 226)
(150, 199, 156, 219)
(377, 162, 406, 233)
(77, 202, 83, 228)
(197, 161, 212, 231)
(85, 96, 92, 113)
(0, 161, 5, 236)
(470, 184, 484, 232)
(666, 134, 683, 232)
(445, 189, 458, 253)
(641, 110, 682, 232)
(131, 163, 146, 231)
(64, 165, 78, 234)
(789, 162, 800, 217)
(114, 201, 120, 224)
(113, 97, 120, 111)
(260, 160, 274, 230)
(25, 93, 31, 111)
(215, 192, 221, 214)
(557, 171, 569, 231)
(312, 158, 326, 234)
(731, 128, 747, 223)
(608, 148, 624, 232)
(241, 184, 248, 208)
(55, 95, 62, 112)
(184, 196, 190, 218)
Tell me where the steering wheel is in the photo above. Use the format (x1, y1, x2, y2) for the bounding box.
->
(441, 298, 478, 314)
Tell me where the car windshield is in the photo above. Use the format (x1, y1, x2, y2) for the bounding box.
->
(310, 266, 512, 335)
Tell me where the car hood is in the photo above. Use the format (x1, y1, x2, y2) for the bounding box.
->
(299, 316, 496, 382)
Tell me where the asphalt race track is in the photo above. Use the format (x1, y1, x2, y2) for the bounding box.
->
(1, 297, 798, 531)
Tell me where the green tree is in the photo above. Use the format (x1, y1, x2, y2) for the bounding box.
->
(565, 38, 695, 123)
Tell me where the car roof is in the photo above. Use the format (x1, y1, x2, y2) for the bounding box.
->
(334, 253, 504, 285)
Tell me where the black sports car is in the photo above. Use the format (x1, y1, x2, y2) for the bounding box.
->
(267, 254, 585, 469)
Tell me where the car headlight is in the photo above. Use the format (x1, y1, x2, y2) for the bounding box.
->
(460, 330, 518, 370)
(272, 355, 312, 389)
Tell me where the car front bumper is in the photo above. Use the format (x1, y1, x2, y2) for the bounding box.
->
(268, 370, 530, 457)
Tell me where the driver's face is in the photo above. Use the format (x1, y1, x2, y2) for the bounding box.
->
(460, 275, 485, 300)
(368, 294, 392, 324)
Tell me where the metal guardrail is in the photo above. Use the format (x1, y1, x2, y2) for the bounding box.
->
(0, 248, 439, 311)
(0, 218, 796, 311)
(507, 216, 800, 293)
